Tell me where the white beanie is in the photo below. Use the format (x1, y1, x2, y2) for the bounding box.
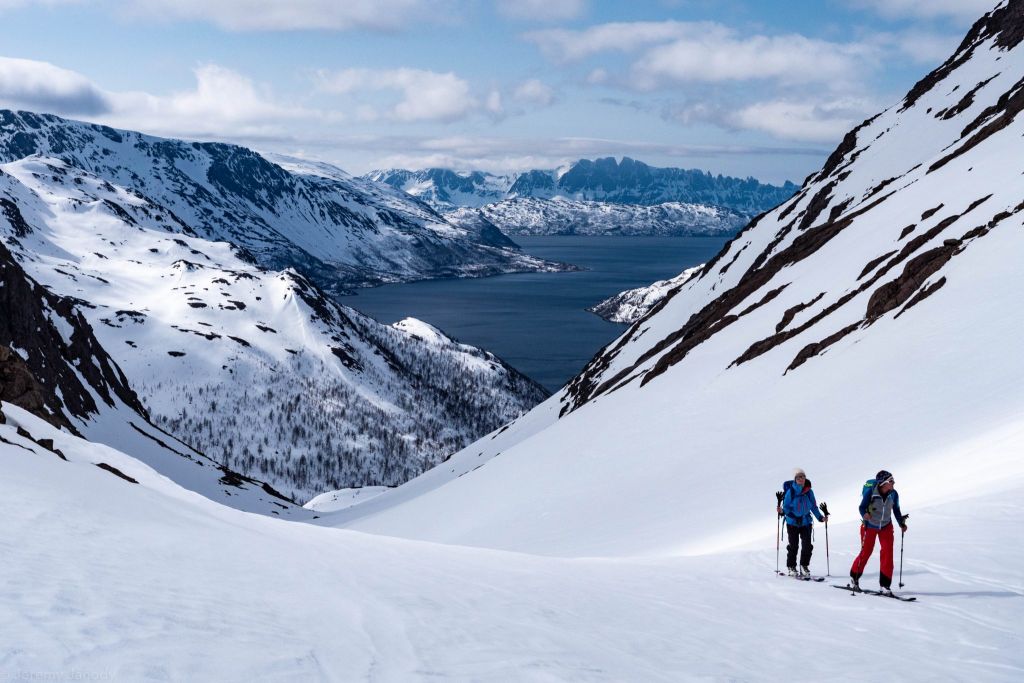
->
(794, 468, 806, 478)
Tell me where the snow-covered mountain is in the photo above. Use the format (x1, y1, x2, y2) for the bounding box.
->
(367, 158, 796, 216)
(0, 151, 548, 503)
(0, 111, 568, 295)
(447, 197, 745, 236)
(364, 167, 513, 211)
(329, 0, 1024, 561)
(0, 239, 301, 515)
(588, 265, 703, 323)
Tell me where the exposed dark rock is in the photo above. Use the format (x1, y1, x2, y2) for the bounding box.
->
(787, 322, 863, 372)
(776, 293, 825, 333)
(96, 462, 139, 484)
(797, 182, 838, 231)
(1, 241, 146, 430)
(814, 116, 878, 182)
(897, 0, 1022, 112)
(936, 74, 1000, 120)
(0, 345, 53, 426)
(866, 243, 960, 320)
(0, 198, 31, 237)
(899, 224, 917, 240)
(858, 251, 898, 280)
(896, 277, 948, 318)
(921, 204, 944, 221)
(931, 76, 1024, 173)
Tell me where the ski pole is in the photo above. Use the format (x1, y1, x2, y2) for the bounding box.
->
(775, 491, 784, 574)
(819, 501, 830, 576)
(898, 513, 909, 588)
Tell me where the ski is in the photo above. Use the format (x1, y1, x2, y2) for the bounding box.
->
(832, 584, 917, 601)
(776, 571, 825, 582)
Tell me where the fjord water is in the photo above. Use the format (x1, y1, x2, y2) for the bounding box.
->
(346, 235, 729, 391)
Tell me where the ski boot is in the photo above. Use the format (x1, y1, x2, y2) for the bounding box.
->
(787, 567, 797, 577)
(800, 566, 811, 578)
(850, 576, 860, 590)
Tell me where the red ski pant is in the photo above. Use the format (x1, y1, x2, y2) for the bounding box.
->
(850, 523, 894, 587)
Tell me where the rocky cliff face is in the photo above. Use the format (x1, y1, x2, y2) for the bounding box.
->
(0, 240, 140, 431)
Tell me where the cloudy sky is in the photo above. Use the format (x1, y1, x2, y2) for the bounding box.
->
(0, 0, 997, 183)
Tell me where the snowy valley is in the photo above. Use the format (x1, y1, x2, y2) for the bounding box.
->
(3, 0, 1024, 680)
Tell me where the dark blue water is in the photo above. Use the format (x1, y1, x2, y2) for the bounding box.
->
(344, 236, 728, 392)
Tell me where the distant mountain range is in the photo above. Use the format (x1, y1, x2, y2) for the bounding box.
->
(366, 157, 796, 237)
(367, 157, 797, 215)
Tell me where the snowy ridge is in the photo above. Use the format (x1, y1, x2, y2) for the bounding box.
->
(446, 197, 744, 237)
(0, 110, 567, 295)
(330, 0, 1024, 559)
(588, 265, 704, 323)
(0, 156, 547, 502)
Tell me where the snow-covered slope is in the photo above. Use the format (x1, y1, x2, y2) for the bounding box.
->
(447, 197, 744, 237)
(331, 0, 1024, 557)
(3, 399, 1022, 680)
(0, 156, 548, 501)
(0, 240, 300, 515)
(589, 265, 703, 323)
(0, 111, 566, 294)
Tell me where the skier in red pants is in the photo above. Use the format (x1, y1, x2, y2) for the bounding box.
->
(850, 470, 907, 594)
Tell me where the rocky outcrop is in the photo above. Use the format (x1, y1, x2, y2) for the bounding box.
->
(0, 241, 143, 430)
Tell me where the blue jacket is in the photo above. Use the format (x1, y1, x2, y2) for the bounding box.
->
(783, 480, 824, 527)
(859, 485, 905, 529)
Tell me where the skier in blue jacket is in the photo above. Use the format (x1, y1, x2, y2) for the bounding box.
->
(782, 468, 827, 577)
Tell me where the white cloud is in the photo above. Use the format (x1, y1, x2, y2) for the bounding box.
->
(525, 21, 721, 62)
(112, 64, 315, 136)
(124, 0, 439, 31)
(485, 90, 504, 116)
(0, 56, 110, 114)
(496, 0, 587, 22)
(0, 57, 319, 140)
(526, 20, 874, 89)
(848, 0, 997, 21)
(512, 79, 555, 106)
(867, 30, 963, 65)
(631, 32, 874, 89)
(725, 98, 877, 142)
(316, 68, 477, 123)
